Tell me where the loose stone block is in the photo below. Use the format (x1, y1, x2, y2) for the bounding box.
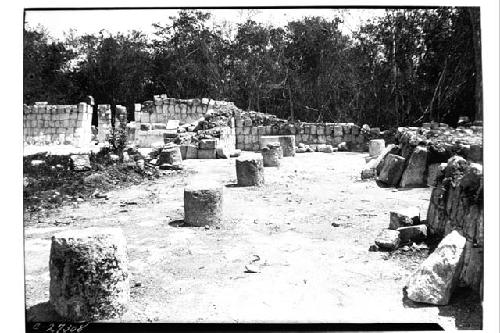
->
(70, 154, 91, 171)
(406, 230, 466, 305)
(198, 148, 217, 159)
(389, 207, 420, 229)
(378, 154, 405, 186)
(199, 139, 217, 150)
(261, 143, 281, 167)
(49, 228, 129, 321)
(398, 225, 428, 243)
(400, 146, 429, 188)
(375, 229, 400, 251)
(236, 157, 264, 186)
(184, 183, 223, 227)
(317, 144, 333, 153)
(368, 139, 385, 157)
(158, 146, 183, 168)
(186, 145, 198, 159)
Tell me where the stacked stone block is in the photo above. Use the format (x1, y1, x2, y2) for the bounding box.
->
(234, 112, 368, 152)
(23, 102, 92, 148)
(97, 104, 112, 143)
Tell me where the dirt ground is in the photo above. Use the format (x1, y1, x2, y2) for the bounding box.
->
(24, 152, 482, 328)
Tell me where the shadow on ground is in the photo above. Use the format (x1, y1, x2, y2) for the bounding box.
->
(26, 301, 62, 322)
(401, 287, 482, 329)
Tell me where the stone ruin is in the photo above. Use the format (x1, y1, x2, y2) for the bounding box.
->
(363, 120, 483, 305)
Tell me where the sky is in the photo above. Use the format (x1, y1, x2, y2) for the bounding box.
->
(24, 8, 384, 41)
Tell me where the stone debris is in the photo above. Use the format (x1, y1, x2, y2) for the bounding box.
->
(236, 157, 265, 186)
(400, 146, 428, 187)
(70, 154, 91, 171)
(389, 207, 420, 229)
(337, 142, 348, 151)
(374, 229, 400, 251)
(317, 144, 334, 153)
(378, 154, 405, 186)
(184, 182, 223, 227)
(260, 135, 295, 157)
(406, 230, 466, 305)
(397, 225, 428, 243)
(49, 227, 130, 321)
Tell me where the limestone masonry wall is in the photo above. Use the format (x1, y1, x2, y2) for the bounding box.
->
(234, 110, 370, 151)
(135, 95, 211, 125)
(23, 102, 93, 148)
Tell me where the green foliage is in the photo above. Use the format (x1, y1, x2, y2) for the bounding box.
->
(23, 8, 482, 128)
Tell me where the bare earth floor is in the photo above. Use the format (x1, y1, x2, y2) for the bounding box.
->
(24, 152, 482, 328)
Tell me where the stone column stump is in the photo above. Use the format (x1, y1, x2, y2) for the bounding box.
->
(49, 228, 130, 322)
(184, 183, 223, 227)
(236, 157, 265, 186)
(261, 143, 281, 167)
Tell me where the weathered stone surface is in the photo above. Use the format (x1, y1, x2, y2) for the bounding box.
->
(368, 139, 385, 157)
(236, 157, 264, 186)
(375, 229, 400, 250)
(426, 163, 444, 187)
(186, 145, 198, 159)
(70, 154, 91, 171)
(406, 230, 466, 305)
(389, 207, 420, 229)
(184, 183, 223, 227)
(400, 146, 428, 188)
(198, 148, 217, 159)
(378, 154, 405, 186)
(261, 144, 281, 167)
(199, 139, 217, 150)
(157, 146, 182, 167)
(260, 135, 295, 157)
(361, 144, 396, 180)
(49, 228, 129, 321)
(398, 225, 427, 243)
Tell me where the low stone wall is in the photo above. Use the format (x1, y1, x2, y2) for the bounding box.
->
(135, 95, 211, 126)
(426, 156, 483, 294)
(234, 110, 370, 152)
(24, 102, 93, 148)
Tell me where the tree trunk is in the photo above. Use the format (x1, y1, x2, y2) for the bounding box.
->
(468, 7, 483, 121)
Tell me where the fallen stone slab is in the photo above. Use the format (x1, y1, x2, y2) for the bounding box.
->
(400, 146, 428, 188)
(406, 230, 466, 305)
(378, 154, 405, 186)
(49, 228, 129, 321)
(70, 154, 91, 171)
(389, 207, 420, 229)
(375, 229, 400, 251)
(236, 157, 265, 186)
(398, 225, 428, 243)
(184, 183, 223, 227)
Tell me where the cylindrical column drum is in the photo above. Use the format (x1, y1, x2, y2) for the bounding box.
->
(261, 143, 281, 167)
(184, 183, 223, 227)
(49, 228, 129, 322)
(236, 157, 265, 186)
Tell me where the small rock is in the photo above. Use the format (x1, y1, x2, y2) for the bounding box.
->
(204, 225, 210, 230)
(398, 225, 427, 243)
(331, 222, 340, 227)
(375, 229, 400, 250)
(338, 142, 348, 152)
(389, 208, 420, 229)
(76, 198, 84, 203)
(134, 281, 142, 287)
(109, 154, 120, 162)
(369, 244, 379, 252)
(30, 160, 45, 167)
